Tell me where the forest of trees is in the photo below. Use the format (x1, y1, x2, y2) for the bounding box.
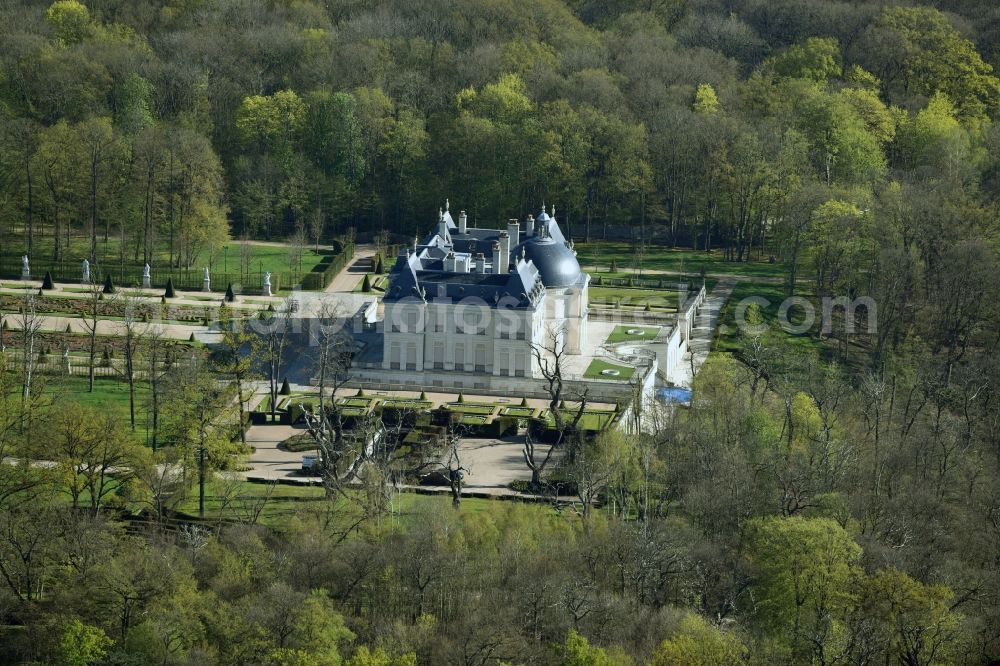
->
(1, 0, 1000, 664)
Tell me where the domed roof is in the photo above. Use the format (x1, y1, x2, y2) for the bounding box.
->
(520, 235, 582, 287)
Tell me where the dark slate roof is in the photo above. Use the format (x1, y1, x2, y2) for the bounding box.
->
(385, 203, 584, 306)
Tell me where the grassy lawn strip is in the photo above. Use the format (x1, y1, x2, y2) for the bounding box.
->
(575, 241, 785, 279)
(589, 287, 680, 310)
(169, 480, 560, 528)
(584, 359, 635, 380)
(715, 282, 828, 355)
(606, 325, 661, 344)
(541, 408, 616, 431)
(502, 406, 537, 418)
(445, 402, 497, 415)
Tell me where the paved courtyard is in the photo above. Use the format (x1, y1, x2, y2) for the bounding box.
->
(243, 423, 549, 494)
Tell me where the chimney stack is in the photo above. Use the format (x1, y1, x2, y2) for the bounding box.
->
(507, 219, 520, 242)
(491, 241, 502, 274)
(475, 252, 486, 273)
(498, 232, 510, 274)
(525, 214, 535, 237)
(458, 210, 467, 234)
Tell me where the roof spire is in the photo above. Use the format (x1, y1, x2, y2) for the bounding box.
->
(551, 204, 556, 219)
(445, 198, 450, 211)
(438, 207, 443, 221)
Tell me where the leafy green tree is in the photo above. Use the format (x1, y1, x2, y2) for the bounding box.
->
(556, 629, 633, 666)
(56, 618, 112, 666)
(859, 569, 968, 666)
(237, 89, 307, 169)
(693, 83, 719, 114)
(861, 6, 1000, 118)
(46, 0, 91, 45)
(767, 37, 842, 82)
(650, 613, 744, 666)
(745, 516, 862, 661)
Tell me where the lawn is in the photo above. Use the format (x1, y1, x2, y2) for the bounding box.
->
(501, 406, 537, 418)
(715, 281, 828, 355)
(1, 237, 335, 292)
(40, 375, 156, 444)
(606, 325, 661, 344)
(354, 274, 389, 293)
(583, 359, 636, 380)
(445, 402, 497, 415)
(540, 408, 617, 431)
(589, 287, 681, 310)
(576, 241, 786, 279)
(171, 479, 558, 529)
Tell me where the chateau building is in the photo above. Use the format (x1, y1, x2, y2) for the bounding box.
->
(381, 202, 589, 379)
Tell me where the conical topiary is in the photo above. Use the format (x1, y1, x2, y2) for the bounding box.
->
(164, 278, 175, 298)
(357, 388, 365, 397)
(188, 332, 195, 342)
(419, 391, 427, 400)
(41, 272, 54, 290)
(65, 323, 72, 333)
(375, 255, 385, 274)
(610, 259, 618, 273)
(225, 283, 235, 302)
(520, 397, 528, 407)
(103, 274, 114, 294)
(361, 274, 372, 292)
(457, 393, 465, 404)
(280, 377, 291, 395)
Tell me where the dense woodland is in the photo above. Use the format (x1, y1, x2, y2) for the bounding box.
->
(2, 0, 1000, 664)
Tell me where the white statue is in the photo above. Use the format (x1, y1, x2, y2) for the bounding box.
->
(142, 263, 151, 289)
(263, 272, 272, 297)
(21, 255, 29, 280)
(202, 267, 211, 292)
(82, 259, 90, 284)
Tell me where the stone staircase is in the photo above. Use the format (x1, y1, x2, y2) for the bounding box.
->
(677, 279, 736, 385)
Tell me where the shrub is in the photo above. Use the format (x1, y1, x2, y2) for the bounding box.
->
(361, 274, 372, 292)
(610, 259, 617, 272)
(457, 393, 465, 403)
(225, 283, 235, 302)
(164, 278, 175, 298)
(65, 323, 72, 333)
(188, 332, 195, 342)
(419, 391, 427, 400)
(375, 255, 385, 274)
(645, 303, 651, 311)
(42, 272, 54, 290)
(520, 397, 529, 407)
(357, 388, 365, 397)
(160, 295, 166, 304)
(102, 274, 114, 294)
(280, 377, 291, 395)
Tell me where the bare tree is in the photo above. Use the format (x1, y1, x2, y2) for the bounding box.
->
(252, 298, 294, 422)
(16, 291, 43, 432)
(289, 224, 307, 279)
(82, 277, 103, 392)
(116, 289, 142, 430)
(215, 306, 258, 446)
(309, 205, 325, 251)
(523, 326, 589, 490)
(144, 322, 168, 451)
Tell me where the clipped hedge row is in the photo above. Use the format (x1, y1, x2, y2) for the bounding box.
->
(300, 242, 355, 290)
